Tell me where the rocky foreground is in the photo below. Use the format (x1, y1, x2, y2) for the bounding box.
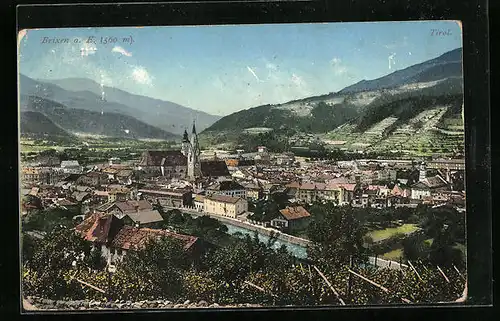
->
(24, 296, 262, 310)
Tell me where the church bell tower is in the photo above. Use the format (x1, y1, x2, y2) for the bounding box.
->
(187, 121, 201, 181)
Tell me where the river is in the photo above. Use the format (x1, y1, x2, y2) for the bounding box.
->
(223, 224, 308, 259)
(169, 206, 405, 269)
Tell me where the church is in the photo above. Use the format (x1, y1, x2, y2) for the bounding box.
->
(181, 122, 202, 181)
(137, 122, 230, 182)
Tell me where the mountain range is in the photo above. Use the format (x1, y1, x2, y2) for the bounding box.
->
(19, 47, 463, 151)
(201, 47, 464, 154)
(18, 74, 221, 139)
(20, 95, 178, 140)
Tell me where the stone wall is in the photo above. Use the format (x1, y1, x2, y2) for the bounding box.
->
(24, 296, 262, 310)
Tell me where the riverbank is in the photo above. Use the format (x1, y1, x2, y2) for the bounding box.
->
(165, 206, 406, 270)
(164, 206, 312, 247)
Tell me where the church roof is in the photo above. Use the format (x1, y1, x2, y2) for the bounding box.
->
(139, 150, 187, 167)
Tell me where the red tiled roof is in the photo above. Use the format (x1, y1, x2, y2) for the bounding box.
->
(286, 182, 300, 189)
(110, 226, 198, 251)
(279, 206, 311, 220)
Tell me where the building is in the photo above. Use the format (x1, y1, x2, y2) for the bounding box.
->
(76, 171, 108, 187)
(427, 159, 465, 171)
(295, 182, 354, 205)
(60, 160, 83, 174)
(200, 160, 230, 178)
(138, 188, 193, 208)
(116, 169, 133, 185)
(270, 206, 311, 231)
(182, 123, 202, 181)
(75, 213, 202, 265)
(204, 195, 248, 218)
(107, 187, 130, 203)
(206, 180, 246, 198)
(96, 199, 154, 219)
(410, 175, 450, 200)
(138, 150, 188, 178)
(275, 153, 295, 166)
(193, 195, 205, 211)
(242, 182, 263, 201)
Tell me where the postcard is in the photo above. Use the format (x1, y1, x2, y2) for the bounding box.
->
(18, 21, 467, 311)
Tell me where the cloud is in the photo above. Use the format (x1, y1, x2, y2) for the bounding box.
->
(111, 46, 132, 57)
(246, 66, 261, 82)
(330, 57, 348, 76)
(131, 66, 153, 86)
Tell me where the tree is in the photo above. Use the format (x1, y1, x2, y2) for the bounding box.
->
(23, 226, 91, 299)
(116, 236, 190, 300)
(307, 205, 368, 270)
(84, 246, 107, 271)
(402, 235, 428, 261)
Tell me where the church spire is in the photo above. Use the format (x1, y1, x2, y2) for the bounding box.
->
(182, 129, 189, 142)
(192, 121, 197, 134)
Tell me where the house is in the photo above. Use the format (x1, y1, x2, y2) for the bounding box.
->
(351, 194, 370, 208)
(193, 194, 205, 211)
(270, 206, 311, 231)
(77, 172, 108, 187)
(410, 175, 450, 200)
(295, 182, 352, 204)
(60, 160, 83, 174)
(95, 199, 162, 227)
(108, 189, 129, 203)
(138, 188, 193, 208)
(200, 160, 230, 178)
(21, 167, 54, 185)
(71, 191, 91, 203)
(56, 198, 79, 210)
(116, 169, 133, 185)
(206, 180, 246, 198)
(75, 213, 202, 265)
(125, 209, 164, 227)
(242, 182, 263, 201)
(102, 167, 120, 180)
(204, 195, 248, 218)
(96, 199, 153, 217)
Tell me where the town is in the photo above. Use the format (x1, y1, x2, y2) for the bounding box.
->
(21, 122, 467, 309)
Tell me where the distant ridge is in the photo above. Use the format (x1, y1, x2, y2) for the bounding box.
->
(20, 95, 179, 140)
(33, 76, 221, 134)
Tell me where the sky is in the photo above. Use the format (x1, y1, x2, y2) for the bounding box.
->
(18, 21, 462, 116)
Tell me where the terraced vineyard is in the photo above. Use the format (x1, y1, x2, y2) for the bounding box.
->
(326, 105, 464, 157)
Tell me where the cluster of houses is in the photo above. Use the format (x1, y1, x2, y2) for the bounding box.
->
(20, 124, 466, 266)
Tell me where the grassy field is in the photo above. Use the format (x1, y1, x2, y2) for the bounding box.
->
(382, 248, 403, 260)
(367, 224, 420, 243)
